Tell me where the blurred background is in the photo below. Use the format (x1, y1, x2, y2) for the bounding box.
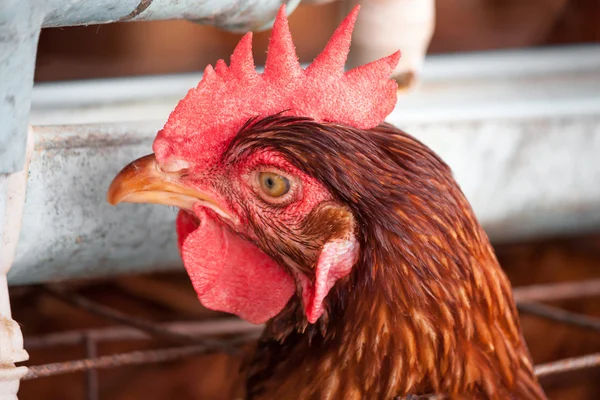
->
(5, 0, 600, 399)
(35, 0, 600, 81)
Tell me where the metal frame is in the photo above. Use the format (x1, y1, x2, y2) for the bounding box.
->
(5, 44, 600, 286)
(1, 1, 599, 397)
(0, 0, 302, 174)
(2, 2, 304, 397)
(0, 1, 435, 396)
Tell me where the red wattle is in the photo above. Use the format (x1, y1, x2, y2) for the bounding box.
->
(176, 210, 295, 324)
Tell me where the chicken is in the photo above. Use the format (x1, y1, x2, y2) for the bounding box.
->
(107, 5, 546, 399)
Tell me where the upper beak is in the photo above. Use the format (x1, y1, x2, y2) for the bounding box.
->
(107, 154, 231, 220)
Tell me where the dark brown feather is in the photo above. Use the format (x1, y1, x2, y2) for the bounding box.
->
(227, 116, 547, 400)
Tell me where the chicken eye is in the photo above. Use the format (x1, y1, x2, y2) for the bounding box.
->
(258, 172, 290, 198)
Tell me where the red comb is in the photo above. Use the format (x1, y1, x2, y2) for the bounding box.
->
(153, 5, 400, 167)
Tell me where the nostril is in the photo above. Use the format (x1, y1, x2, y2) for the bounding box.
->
(159, 159, 190, 173)
(152, 134, 172, 160)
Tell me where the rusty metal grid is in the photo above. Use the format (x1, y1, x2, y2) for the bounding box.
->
(20, 279, 600, 400)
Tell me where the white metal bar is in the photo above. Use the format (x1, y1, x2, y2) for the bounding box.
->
(30, 45, 600, 125)
(0, 0, 301, 174)
(6, 45, 600, 285)
(0, 129, 34, 398)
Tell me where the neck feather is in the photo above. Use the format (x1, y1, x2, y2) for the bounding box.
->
(241, 118, 544, 399)
(255, 197, 543, 399)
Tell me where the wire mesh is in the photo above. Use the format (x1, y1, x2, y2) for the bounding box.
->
(15, 278, 600, 399)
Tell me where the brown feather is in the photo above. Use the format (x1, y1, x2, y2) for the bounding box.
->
(227, 116, 547, 399)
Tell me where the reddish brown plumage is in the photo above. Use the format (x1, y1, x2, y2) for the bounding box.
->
(106, 5, 546, 397)
(225, 115, 547, 399)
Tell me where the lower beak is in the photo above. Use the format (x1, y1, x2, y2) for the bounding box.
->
(107, 154, 230, 219)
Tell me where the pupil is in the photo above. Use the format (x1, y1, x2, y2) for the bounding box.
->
(266, 177, 274, 188)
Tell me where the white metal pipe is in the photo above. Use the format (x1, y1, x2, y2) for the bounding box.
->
(6, 45, 600, 286)
(40, 0, 301, 32)
(0, 130, 34, 399)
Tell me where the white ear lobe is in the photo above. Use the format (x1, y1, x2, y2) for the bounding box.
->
(302, 236, 359, 324)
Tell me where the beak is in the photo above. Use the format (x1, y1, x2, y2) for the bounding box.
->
(107, 154, 231, 220)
